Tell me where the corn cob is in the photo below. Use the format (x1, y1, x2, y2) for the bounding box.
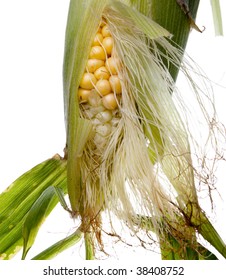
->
(78, 20, 122, 157)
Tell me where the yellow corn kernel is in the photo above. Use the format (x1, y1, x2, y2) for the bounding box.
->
(109, 75, 122, 94)
(102, 24, 111, 37)
(78, 88, 91, 102)
(79, 73, 97, 90)
(94, 66, 110, 80)
(105, 57, 120, 75)
(102, 93, 118, 110)
(89, 46, 106, 60)
(102, 37, 113, 55)
(86, 59, 105, 73)
(95, 79, 112, 96)
(92, 33, 104, 46)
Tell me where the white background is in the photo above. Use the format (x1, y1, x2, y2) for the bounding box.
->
(0, 0, 226, 261)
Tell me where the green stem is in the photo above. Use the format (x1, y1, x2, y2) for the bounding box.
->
(85, 231, 95, 260)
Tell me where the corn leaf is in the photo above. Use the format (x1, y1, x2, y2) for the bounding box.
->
(0, 157, 67, 259)
(210, 0, 223, 36)
(32, 229, 82, 260)
(22, 186, 59, 259)
(54, 186, 71, 213)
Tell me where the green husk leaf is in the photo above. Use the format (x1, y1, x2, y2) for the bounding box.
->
(63, 0, 109, 125)
(149, 0, 200, 81)
(129, 0, 152, 16)
(112, 1, 170, 39)
(32, 229, 82, 260)
(210, 0, 223, 36)
(63, 0, 109, 213)
(66, 119, 93, 213)
(0, 157, 67, 260)
(22, 186, 58, 259)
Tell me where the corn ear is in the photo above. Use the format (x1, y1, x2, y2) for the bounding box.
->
(63, 0, 226, 260)
(1, 0, 224, 261)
